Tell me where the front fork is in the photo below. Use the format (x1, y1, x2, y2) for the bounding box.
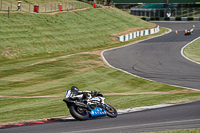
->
(98, 103, 107, 112)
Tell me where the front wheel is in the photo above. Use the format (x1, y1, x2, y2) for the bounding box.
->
(105, 104, 117, 118)
(69, 105, 89, 121)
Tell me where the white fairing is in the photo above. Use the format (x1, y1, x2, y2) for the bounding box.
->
(88, 97, 105, 105)
(100, 97, 105, 104)
(65, 90, 72, 98)
(74, 94, 83, 98)
(65, 90, 105, 104)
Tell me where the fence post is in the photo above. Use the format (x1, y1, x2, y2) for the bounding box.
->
(67, 0, 68, 11)
(8, 7, 10, 18)
(1, 0, 2, 12)
(69, 1, 70, 10)
(51, 4, 52, 13)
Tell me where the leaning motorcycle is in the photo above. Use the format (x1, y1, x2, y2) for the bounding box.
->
(63, 86, 117, 121)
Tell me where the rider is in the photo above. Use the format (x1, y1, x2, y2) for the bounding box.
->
(190, 28, 194, 33)
(71, 86, 100, 97)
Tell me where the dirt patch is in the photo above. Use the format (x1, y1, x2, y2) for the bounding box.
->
(1, 90, 199, 99)
(13, 51, 103, 69)
(103, 90, 199, 96)
(0, 95, 60, 98)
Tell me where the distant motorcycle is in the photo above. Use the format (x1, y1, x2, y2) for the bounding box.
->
(185, 28, 193, 36)
(63, 86, 117, 121)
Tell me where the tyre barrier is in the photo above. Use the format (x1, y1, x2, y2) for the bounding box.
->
(117, 25, 160, 42)
(141, 17, 200, 21)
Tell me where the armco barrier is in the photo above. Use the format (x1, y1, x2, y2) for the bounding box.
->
(118, 25, 159, 42)
(141, 17, 200, 21)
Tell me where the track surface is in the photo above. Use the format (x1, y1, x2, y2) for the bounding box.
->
(1, 22, 200, 133)
(104, 22, 200, 90)
(1, 100, 200, 133)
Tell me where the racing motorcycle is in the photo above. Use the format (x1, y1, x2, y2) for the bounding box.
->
(63, 86, 117, 121)
(185, 28, 193, 36)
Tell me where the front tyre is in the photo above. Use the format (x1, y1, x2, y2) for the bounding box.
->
(69, 105, 89, 121)
(105, 104, 117, 118)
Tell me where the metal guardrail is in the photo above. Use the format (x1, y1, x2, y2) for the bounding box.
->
(130, 7, 200, 17)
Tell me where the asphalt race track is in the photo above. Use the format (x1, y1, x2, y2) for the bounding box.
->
(1, 22, 200, 133)
(103, 22, 200, 90)
(1, 100, 200, 133)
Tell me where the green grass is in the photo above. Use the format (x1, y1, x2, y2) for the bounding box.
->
(0, 6, 200, 124)
(106, 93, 200, 109)
(143, 128, 200, 133)
(1, 53, 200, 124)
(0, 8, 150, 60)
(183, 38, 200, 63)
(0, 97, 67, 123)
(1, 93, 200, 123)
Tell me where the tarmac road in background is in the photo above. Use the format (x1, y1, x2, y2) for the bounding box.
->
(104, 22, 200, 90)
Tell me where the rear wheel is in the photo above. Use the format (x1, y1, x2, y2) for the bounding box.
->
(105, 104, 117, 118)
(69, 105, 89, 121)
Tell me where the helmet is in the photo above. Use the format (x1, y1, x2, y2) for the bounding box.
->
(71, 86, 79, 95)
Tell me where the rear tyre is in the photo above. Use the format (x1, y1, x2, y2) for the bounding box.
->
(105, 104, 117, 118)
(69, 105, 89, 121)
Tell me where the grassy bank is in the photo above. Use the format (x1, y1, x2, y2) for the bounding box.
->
(1, 6, 200, 124)
(183, 37, 200, 63)
(1, 51, 200, 124)
(0, 8, 151, 60)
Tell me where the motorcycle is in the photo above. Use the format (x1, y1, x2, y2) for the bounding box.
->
(63, 86, 118, 121)
(185, 28, 193, 36)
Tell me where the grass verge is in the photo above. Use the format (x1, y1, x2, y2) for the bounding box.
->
(1, 50, 200, 125)
(183, 37, 200, 63)
(143, 128, 200, 133)
(0, 7, 151, 60)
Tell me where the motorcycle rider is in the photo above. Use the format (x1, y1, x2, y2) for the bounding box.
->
(71, 86, 102, 98)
